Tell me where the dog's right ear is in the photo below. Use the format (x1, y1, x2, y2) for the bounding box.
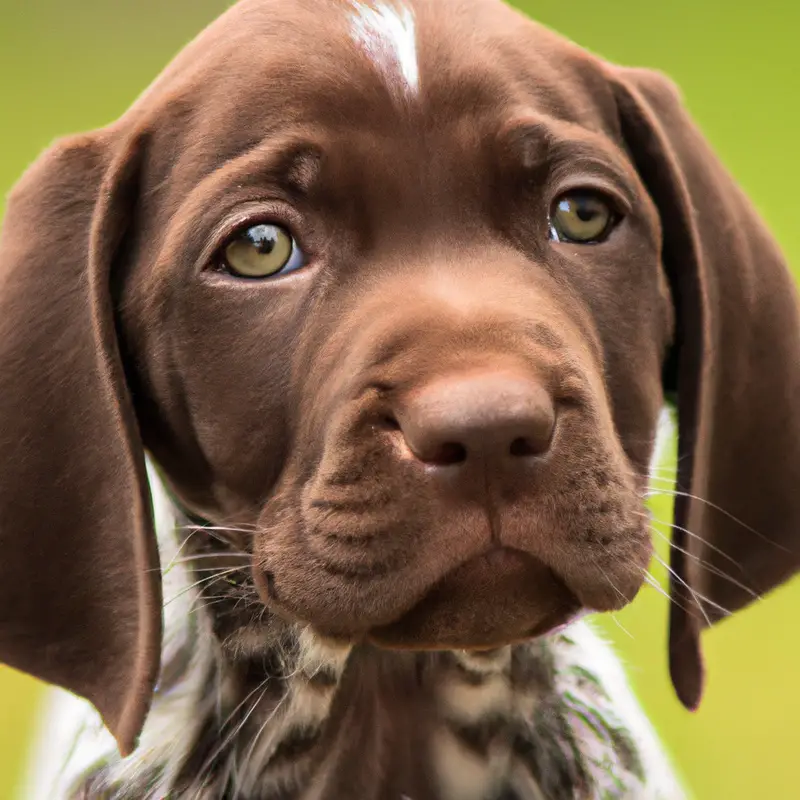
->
(0, 129, 162, 756)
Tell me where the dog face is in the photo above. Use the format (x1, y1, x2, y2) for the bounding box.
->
(1, 0, 799, 756)
(125, 0, 670, 651)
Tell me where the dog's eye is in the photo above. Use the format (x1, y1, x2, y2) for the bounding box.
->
(220, 224, 304, 278)
(549, 192, 617, 244)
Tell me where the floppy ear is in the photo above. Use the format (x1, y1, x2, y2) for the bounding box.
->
(609, 66, 800, 710)
(0, 129, 161, 755)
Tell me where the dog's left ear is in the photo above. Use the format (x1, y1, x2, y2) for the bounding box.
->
(609, 65, 800, 709)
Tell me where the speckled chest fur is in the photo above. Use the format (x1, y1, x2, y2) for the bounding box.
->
(26, 466, 682, 800)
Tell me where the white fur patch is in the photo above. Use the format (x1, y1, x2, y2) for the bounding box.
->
(553, 623, 686, 799)
(296, 627, 352, 678)
(431, 727, 508, 800)
(349, 1, 420, 97)
(453, 648, 512, 675)
(438, 672, 511, 724)
(651, 405, 676, 474)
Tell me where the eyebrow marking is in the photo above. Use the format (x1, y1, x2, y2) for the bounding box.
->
(349, 1, 420, 98)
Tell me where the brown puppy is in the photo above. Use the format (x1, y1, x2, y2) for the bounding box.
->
(2, 0, 800, 797)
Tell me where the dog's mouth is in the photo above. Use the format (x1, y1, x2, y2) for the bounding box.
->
(366, 547, 581, 651)
(252, 465, 648, 651)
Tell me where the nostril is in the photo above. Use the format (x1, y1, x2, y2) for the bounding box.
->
(509, 436, 541, 457)
(425, 441, 468, 466)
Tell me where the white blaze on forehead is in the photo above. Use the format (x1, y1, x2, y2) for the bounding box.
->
(349, 1, 420, 97)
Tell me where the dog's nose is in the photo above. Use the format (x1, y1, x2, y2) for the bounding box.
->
(396, 372, 555, 466)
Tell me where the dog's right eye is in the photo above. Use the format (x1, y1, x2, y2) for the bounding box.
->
(219, 223, 305, 278)
(549, 191, 618, 244)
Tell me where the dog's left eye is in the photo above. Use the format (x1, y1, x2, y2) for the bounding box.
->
(549, 191, 618, 244)
(219, 223, 305, 278)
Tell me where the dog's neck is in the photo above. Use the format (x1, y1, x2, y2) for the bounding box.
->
(59, 473, 681, 800)
(90, 626, 652, 800)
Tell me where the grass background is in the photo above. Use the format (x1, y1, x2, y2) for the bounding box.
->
(1, 0, 799, 797)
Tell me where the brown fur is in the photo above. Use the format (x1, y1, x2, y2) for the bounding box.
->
(1, 0, 799, 774)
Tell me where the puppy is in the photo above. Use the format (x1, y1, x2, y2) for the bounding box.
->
(3, 1, 800, 797)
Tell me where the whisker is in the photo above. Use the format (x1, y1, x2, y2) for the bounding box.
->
(221, 677, 270, 736)
(646, 487, 787, 552)
(238, 684, 294, 786)
(641, 509, 744, 571)
(176, 523, 260, 535)
(185, 566, 249, 574)
(158, 524, 214, 574)
(596, 565, 628, 604)
(172, 552, 251, 563)
(188, 597, 232, 616)
(608, 613, 634, 639)
(639, 570, 706, 621)
(164, 568, 243, 607)
(199, 678, 272, 787)
(175, 525, 255, 556)
(647, 525, 761, 602)
(649, 552, 730, 624)
(645, 474, 678, 484)
(640, 571, 675, 605)
(154, 524, 249, 577)
(640, 572, 705, 622)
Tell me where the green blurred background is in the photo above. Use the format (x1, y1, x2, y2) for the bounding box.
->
(1, 0, 798, 797)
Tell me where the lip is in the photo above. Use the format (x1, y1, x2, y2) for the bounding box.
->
(366, 546, 581, 651)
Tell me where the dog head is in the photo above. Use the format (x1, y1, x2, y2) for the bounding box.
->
(2, 0, 799, 755)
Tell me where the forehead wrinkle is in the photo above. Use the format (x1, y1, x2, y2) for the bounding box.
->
(193, 130, 325, 197)
(349, 0, 420, 98)
(499, 115, 637, 194)
(547, 134, 641, 203)
(497, 117, 554, 172)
